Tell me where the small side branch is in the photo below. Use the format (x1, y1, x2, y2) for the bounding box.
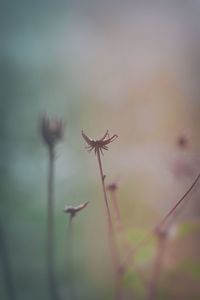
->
(147, 229, 168, 300)
(121, 171, 200, 270)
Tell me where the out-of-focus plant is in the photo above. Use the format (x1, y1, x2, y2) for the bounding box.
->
(63, 202, 89, 300)
(147, 228, 169, 300)
(116, 170, 200, 299)
(107, 182, 123, 232)
(122, 170, 200, 268)
(40, 115, 64, 300)
(37, 118, 200, 300)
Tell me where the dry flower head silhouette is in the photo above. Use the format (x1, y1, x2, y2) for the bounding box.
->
(41, 115, 64, 147)
(82, 130, 121, 299)
(81, 130, 118, 155)
(63, 201, 89, 218)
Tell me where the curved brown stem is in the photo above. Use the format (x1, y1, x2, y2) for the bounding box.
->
(121, 171, 200, 271)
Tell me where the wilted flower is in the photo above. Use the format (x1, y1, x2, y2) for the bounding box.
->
(40, 115, 64, 147)
(106, 182, 118, 192)
(81, 130, 118, 155)
(63, 201, 89, 218)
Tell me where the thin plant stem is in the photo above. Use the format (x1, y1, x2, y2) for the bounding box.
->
(147, 232, 168, 300)
(63, 202, 88, 300)
(107, 184, 131, 300)
(0, 221, 16, 300)
(109, 187, 123, 231)
(66, 215, 76, 300)
(121, 171, 200, 270)
(96, 149, 112, 228)
(155, 171, 200, 231)
(47, 146, 60, 300)
(96, 149, 122, 300)
(114, 273, 124, 300)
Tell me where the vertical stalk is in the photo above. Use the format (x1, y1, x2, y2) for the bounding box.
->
(96, 149, 122, 300)
(47, 146, 59, 300)
(67, 216, 76, 300)
(108, 187, 122, 231)
(96, 149, 112, 227)
(0, 221, 16, 300)
(147, 232, 167, 300)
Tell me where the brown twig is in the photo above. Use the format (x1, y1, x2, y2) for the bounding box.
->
(96, 148, 122, 299)
(96, 148, 119, 271)
(82, 130, 122, 299)
(121, 171, 200, 270)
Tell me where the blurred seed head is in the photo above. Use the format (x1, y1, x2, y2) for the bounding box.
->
(106, 182, 118, 192)
(40, 115, 64, 148)
(176, 130, 191, 149)
(154, 227, 168, 240)
(81, 130, 118, 155)
(63, 201, 89, 218)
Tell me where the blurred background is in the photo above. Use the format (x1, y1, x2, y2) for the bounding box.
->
(1, 1, 200, 299)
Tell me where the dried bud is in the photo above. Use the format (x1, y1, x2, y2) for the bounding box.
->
(81, 130, 118, 155)
(40, 115, 63, 147)
(154, 227, 168, 240)
(176, 130, 191, 149)
(106, 182, 118, 192)
(63, 201, 89, 218)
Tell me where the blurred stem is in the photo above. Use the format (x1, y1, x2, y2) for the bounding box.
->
(67, 215, 76, 300)
(0, 221, 16, 300)
(47, 146, 60, 300)
(147, 233, 168, 300)
(96, 149, 122, 300)
(109, 188, 122, 231)
(155, 171, 200, 230)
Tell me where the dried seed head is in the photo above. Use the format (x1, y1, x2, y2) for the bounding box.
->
(81, 130, 118, 155)
(63, 201, 89, 218)
(40, 115, 64, 147)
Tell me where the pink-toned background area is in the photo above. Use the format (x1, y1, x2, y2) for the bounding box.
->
(1, 1, 200, 299)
